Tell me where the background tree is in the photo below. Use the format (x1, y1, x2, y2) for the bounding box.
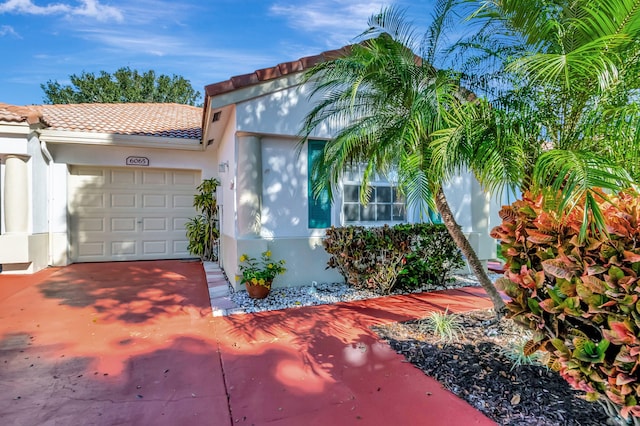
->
(41, 67, 201, 105)
(302, 4, 507, 313)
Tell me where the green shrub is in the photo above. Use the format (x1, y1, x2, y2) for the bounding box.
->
(323, 223, 463, 294)
(491, 189, 640, 422)
(186, 178, 220, 261)
(396, 224, 465, 290)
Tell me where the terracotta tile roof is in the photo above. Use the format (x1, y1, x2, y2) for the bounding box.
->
(40, 103, 202, 139)
(205, 46, 352, 97)
(0, 103, 43, 124)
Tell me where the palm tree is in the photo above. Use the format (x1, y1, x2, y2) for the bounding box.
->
(301, 4, 507, 313)
(448, 0, 640, 238)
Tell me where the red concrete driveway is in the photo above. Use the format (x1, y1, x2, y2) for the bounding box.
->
(0, 260, 229, 426)
(1, 261, 496, 426)
(214, 288, 496, 426)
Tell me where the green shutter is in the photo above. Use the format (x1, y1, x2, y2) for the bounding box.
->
(428, 207, 443, 224)
(308, 140, 331, 228)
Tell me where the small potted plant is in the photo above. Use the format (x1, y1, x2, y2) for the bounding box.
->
(238, 250, 286, 299)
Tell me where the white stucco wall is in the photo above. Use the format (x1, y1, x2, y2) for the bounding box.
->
(215, 109, 238, 273)
(47, 143, 216, 175)
(442, 172, 475, 232)
(0, 131, 29, 155)
(235, 80, 331, 139)
(442, 171, 499, 262)
(219, 125, 345, 287)
(260, 136, 310, 238)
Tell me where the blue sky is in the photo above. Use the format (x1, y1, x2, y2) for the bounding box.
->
(0, 0, 437, 105)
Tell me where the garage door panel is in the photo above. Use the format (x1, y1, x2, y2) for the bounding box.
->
(143, 194, 167, 208)
(72, 167, 106, 186)
(78, 242, 105, 257)
(172, 217, 188, 230)
(111, 193, 137, 208)
(69, 166, 199, 262)
(112, 241, 136, 255)
(77, 217, 105, 232)
(173, 240, 190, 255)
(111, 217, 137, 232)
(143, 241, 168, 255)
(111, 169, 139, 187)
(172, 194, 193, 208)
(142, 170, 167, 185)
(173, 171, 197, 186)
(75, 193, 105, 209)
(142, 218, 166, 231)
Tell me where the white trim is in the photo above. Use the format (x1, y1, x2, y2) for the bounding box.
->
(207, 74, 305, 110)
(40, 140, 54, 266)
(0, 123, 31, 135)
(39, 130, 202, 151)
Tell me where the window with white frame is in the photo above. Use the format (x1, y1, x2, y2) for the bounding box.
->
(342, 163, 406, 223)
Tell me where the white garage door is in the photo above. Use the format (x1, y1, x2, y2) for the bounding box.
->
(68, 166, 199, 262)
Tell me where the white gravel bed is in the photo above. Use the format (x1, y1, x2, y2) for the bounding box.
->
(229, 273, 502, 314)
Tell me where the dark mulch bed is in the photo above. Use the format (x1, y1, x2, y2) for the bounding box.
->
(373, 309, 613, 426)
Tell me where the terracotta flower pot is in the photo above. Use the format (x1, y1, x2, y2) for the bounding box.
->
(245, 281, 272, 299)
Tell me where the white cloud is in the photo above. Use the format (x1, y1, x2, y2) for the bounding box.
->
(270, 0, 386, 46)
(111, 0, 192, 25)
(73, 0, 123, 22)
(77, 28, 187, 57)
(0, 0, 123, 22)
(0, 0, 70, 14)
(76, 27, 278, 69)
(0, 24, 21, 37)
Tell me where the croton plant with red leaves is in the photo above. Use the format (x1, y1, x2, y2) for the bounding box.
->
(491, 189, 640, 420)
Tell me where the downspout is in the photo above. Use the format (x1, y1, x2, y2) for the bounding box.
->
(39, 138, 54, 266)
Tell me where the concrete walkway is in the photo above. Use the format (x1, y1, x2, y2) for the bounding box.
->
(0, 261, 496, 425)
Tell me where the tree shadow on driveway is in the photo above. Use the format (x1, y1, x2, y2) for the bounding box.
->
(36, 260, 211, 323)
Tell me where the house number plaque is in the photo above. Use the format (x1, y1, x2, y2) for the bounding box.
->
(126, 156, 150, 166)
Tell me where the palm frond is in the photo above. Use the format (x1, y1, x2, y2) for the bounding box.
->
(533, 149, 633, 237)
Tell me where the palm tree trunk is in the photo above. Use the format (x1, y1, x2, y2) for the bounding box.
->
(434, 188, 506, 316)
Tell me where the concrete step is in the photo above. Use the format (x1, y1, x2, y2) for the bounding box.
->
(208, 279, 229, 288)
(210, 296, 240, 317)
(202, 261, 222, 273)
(201, 261, 237, 316)
(209, 285, 229, 299)
(207, 275, 226, 284)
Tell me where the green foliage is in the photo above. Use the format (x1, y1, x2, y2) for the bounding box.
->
(300, 4, 509, 313)
(238, 251, 286, 288)
(186, 178, 220, 261)
(396, 224, 465, 289)
(454, 0, 640, 237)
(492, 188, 640, 420)
(324, 223, 463, 294)
(41, 67, 201, 105)
(501, 337, 548, 371)
(419, 309, 465, 343)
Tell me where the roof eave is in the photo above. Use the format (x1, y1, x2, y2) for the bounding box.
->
(201, 45, 353, 141)
(39, 129, 203, 151)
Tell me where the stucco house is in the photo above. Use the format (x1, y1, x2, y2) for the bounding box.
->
(0, 47, 502, 287)
(202, 47, 501, 287)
